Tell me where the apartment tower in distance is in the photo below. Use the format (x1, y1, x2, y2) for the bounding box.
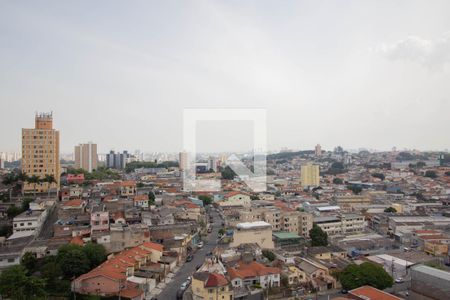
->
(21, 112, 60, 193)
(179, 151, 188, 171)
(315, 144, 322, 157)
(75, 142, 98, 172)
(301, 164, 320, 187)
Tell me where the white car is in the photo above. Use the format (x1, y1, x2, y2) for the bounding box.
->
(180, 281, 190, 290)
(395, 277, 404, 283)
(197, 241, 204, 248)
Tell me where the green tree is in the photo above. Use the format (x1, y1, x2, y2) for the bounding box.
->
(348, 185, 363, 195)
(218, 228, 225, 236)
(221, 166, 236, 180)
(198, 195, 212, 206)
(26, 175, 42, 198)
(7, 204, 22, 219)
(21, 252, 37, 272)
(41, 259, 63, 292)
(43, 174, 57, 197)
(333, 178, 343, 184)
(262, 250, 276, 262)
(309, 224, 328, 247)
(2, 172, 18, 201)
(57, 244, 90, 278)
(339, 262, 393, 290)
(21, 197, 33, 211)
(0, 265, 46, 299)
(384, 207, 397, 213)
(148, 191, 156, 204)
(83, 242, 107, 269)
(0, 225, 12, 237)
(416, 161, 426, 168)
(22, 276, 46, 299)
(371, 173, 385, 181)
(424, 170, 437, 178)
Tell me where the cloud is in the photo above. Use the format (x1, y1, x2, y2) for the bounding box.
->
(377, 33, 450, 70)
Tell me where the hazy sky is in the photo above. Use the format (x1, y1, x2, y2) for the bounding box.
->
(1, 1, 450, 153)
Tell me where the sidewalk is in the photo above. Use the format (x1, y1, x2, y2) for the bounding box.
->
(146, 262, 185, 299)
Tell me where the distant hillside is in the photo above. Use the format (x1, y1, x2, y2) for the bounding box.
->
(267, 150, 314, 160)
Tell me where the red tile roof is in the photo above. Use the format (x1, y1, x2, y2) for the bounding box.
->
(120, 287, 143, 298)
(142, 241, 164, 252)
(62, 199, 84, 207)
(349, 285, 402, 300)
(227, 261, 281, 280)
(70, 236, 85, 246)
(205, 273, 229, 287)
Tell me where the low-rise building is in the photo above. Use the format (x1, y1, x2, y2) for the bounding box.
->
(230, 221, 274, 249)
(191, 272, 233, 300)
(314, 214, 365, 236)
(12, 209, 48, 236)
(227, 260, 281, 289)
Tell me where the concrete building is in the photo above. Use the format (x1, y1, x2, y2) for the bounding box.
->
(13, 209, 48, 237)
(334, 195, 371, 212)
(21, 112, 60, 193)
(74, 142, 98, 172)
(106, 150, 129, 169)
(314, 214, 365, 236)
(239, 207, 313, 238)
(315, 144, 322, 157)
(72, 242, 163, 299)
(301, 164, 320, 187)
(191, 272, 233, 300)
(228, 260, 281, 289)
(208, 156, 217, 172)
(90, 206, 109, 233)
(179, 151, 188, 171)
(230, 221, 274, 249)
(411, 264, 450, 300)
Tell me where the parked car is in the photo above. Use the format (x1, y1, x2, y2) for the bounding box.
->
(197, 241, 204, 248)
(180, 280, 190, 290)
(186, 255, 194, 262)
(395, 277, 404, 283)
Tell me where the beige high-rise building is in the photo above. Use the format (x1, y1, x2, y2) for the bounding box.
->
(301, 164, 320, 187)
(21, 112, 60, 193)
(179, 151, 188, 171)
(75, 142, 98, 172)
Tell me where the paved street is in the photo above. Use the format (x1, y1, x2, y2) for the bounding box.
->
(154, 209, 222, 300)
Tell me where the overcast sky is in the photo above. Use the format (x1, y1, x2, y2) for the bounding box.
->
(1, 1, 449, 153)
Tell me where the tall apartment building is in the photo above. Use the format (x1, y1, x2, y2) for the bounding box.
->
(179, 151, 188, 171)
(74, 142, 98, 172)
(208, 157, 217, 172)
(21, 112, 60, 193)
(106, 150, 129, 169)
(315, 144, 322, 157)
(301, 164, 320, 187)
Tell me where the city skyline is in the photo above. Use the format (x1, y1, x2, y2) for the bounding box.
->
(1, 1, 450, 153)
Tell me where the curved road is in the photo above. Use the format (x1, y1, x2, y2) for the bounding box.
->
(156, 209, 222, 300)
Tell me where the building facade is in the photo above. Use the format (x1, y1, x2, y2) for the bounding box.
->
(301, 164, 320, 187)
(21, 112, 60, 193)
(74, 142, 98, 172)
(230, 221, 275, 249)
